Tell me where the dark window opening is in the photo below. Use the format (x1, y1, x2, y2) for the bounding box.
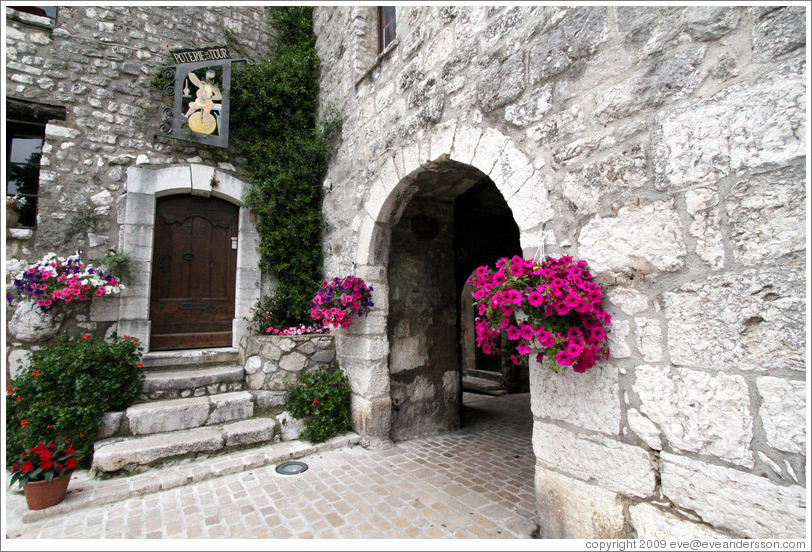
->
(6, 121, 45, 228)
(378, 6, 397, 53)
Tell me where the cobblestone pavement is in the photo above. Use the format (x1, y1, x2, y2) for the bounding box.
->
(4, 392, 537, 542)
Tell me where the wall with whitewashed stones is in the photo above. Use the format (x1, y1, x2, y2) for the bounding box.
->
(314, 6, 806, 539)
(5, 6, 271, 377)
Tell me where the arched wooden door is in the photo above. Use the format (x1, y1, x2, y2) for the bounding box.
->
(150, 195, 239, 350)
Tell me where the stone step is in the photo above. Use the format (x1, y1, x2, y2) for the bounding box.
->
(138, 365, 245, 401)
(140, 348, 239, 370)
(92, 417, 281, 474)
(466, 369, 502, 382)
(462, 376, 507, 396)
(125, 391, 254, 436)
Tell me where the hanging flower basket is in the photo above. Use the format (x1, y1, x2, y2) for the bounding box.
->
(310, 276, 374, 330)
(468, 255, 611, 373)
(6, 252, 124, 313)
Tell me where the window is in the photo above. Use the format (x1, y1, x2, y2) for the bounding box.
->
(378, 6, 397, 53)
(9, 6, 57, 21)
(6, 121, 45, 228)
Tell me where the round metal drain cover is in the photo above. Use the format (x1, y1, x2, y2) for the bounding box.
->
(275, 461, 309, 475)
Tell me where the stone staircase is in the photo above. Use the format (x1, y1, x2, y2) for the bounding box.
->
(91, 348, 300, 477)
(462, 369, 508, 396)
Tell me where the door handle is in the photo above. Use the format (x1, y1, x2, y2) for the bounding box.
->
(182, 252, 195, 261)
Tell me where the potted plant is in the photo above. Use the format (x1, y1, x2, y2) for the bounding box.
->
(8, 441, 79, 510)
(6, 251, 125, 312)
(6, 195, 27, 228)
(310, 275, 374, 330)
(6, 333, 144, 509)
(468, 255, 611, 373)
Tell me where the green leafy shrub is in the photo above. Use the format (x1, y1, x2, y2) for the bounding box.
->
(5, 334, 144, 466)
(230, 6, 334, 327)
(285, 363, 351, 443)
(100, 249, 133, 285)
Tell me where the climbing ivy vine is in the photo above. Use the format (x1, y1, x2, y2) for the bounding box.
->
(230, 6, 336, 327)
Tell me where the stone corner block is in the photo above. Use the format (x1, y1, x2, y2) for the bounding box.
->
(535, 464, 626, 538)
(629, 503, 730, 540)
(533, 421, 657, 498)
(660, 452, 806, 539)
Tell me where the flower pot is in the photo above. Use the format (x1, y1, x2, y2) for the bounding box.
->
(6, 206, 20, 228)
(23, 474, 72, 510)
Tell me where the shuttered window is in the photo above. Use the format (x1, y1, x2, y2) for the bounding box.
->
(378, 6, 397, 53)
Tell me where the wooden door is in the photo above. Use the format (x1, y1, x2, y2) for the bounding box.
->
(150, 195, 239, 350)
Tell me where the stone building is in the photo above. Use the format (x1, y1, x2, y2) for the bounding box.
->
(4, 4, 808, 540)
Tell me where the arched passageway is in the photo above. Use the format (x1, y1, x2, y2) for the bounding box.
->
(386, 160, 524, 440)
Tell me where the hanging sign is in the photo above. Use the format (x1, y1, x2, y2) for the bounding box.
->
(171, 46, 231, 64)
(156, 46, 245, 149)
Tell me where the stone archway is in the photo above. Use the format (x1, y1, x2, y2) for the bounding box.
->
(336, 123, 553, 444)
(117, 164, 261, 351)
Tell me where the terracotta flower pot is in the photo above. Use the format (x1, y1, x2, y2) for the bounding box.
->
(6, 206, 20, 228)
(23, 474, 72, 510)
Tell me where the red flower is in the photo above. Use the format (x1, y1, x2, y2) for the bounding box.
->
(20, 420, 29, 426)
(6, 386, 12, 394)
(64, 447, 74, 455)
(11, 463, 19, 472)
(40, 459, 54, 470)
(79, 432, 85, 438)
(81, 335, 90, 340)
(136, 363, 143, 368)
(313, 399, 318, 404)
(17, 396, 21, 402)
(31, 371, 40, 376)
(21, 462, 34, 473)
(56, 463, 64, 472)
(65, 458, 77, 470)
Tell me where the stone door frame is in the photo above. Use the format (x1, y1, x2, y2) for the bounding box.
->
(117, 164, 261, 351)
(335, 121, 552, 443)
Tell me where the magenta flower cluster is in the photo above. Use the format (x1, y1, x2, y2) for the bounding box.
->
(7, 252, 124, 313)
(311, 276, 374, 330)
(266, 323, 328, 336)
(468, 255, 611, 373)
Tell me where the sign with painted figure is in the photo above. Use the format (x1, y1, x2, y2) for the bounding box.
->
(183, 68, 222, 135)
(157, 46, 245, 148)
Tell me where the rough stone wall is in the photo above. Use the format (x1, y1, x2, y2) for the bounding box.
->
(388, 198, 459, 440)
(5, 6, 271, 375)
(314, 5, 807, 539)
(239, 334, 336, 392)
